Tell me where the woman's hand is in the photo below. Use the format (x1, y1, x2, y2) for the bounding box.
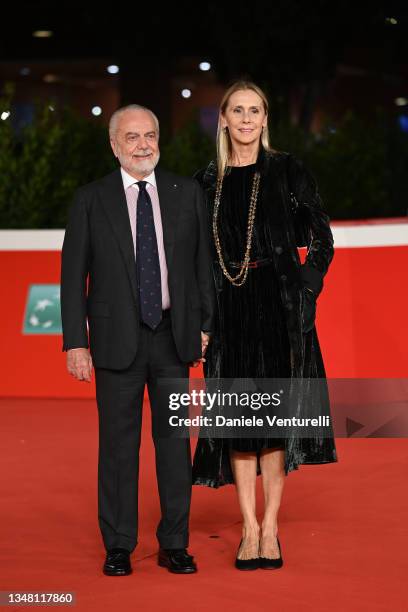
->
(302, 287, 316, 333)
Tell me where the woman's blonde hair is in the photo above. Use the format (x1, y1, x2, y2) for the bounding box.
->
(216, 80, 275, 176)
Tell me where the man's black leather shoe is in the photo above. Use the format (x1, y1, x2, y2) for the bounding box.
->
(103, 548, 132, 576)
(158, 548, 197, 573)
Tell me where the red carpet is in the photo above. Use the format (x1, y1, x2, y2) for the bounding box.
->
(1, 398, 407, 611)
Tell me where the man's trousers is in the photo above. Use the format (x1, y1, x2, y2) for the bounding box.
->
(94, 312, 191, 552)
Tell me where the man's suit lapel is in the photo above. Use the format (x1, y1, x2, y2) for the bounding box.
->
(155, 167, 182, 270)
(98, 169, 138, 305)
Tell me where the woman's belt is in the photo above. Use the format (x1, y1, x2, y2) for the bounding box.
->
(227, 257, 273, 269)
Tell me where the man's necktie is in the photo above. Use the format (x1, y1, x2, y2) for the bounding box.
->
(136, 181, 162, 329)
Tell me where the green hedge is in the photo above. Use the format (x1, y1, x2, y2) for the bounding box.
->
(1, 84, 406, 227)
(0, 85, 116, 228)
(272, 109, 408, 220)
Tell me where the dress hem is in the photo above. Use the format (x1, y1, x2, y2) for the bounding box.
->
(192, 456, 338, 489)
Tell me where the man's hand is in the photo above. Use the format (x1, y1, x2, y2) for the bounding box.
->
(190, 332, 211, 368)
(67, 348, 93, 382)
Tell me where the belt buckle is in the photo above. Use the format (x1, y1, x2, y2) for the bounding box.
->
(248, 261, 258, 269)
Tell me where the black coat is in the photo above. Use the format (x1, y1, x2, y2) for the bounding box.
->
(192, 149, 338, 484)
(60, 166, 215, 369)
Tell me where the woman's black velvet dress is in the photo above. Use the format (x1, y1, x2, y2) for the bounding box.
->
(208, 163, 288, 453)
(192, 150, 338, 487)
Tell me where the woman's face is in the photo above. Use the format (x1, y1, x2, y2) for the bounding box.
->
(221, 89, 267, 148)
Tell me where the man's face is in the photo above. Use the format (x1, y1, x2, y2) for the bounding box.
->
(110, 109, 160, 178)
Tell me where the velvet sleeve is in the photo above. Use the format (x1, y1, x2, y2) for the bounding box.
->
(287, 155, 334, 297)
(60, 188, 90, 350)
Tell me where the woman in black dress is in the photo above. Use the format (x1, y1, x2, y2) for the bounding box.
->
(192, 81, 337, 570)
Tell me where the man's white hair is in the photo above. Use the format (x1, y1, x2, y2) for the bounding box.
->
(109, 104, 160, 138)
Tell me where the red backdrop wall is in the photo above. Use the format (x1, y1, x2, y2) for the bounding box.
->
(1, 226, 407, 397)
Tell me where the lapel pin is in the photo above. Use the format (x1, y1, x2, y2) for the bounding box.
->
(173, 184, 177, 188)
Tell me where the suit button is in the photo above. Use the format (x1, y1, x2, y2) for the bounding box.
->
(285, 301, 293, 310)
(275, 246, 283, 254)
(280, 274, 287, 281)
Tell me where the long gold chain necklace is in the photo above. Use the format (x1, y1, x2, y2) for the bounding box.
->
(213, 170, 261, 287)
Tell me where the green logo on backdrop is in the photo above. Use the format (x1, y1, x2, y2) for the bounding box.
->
(23, 284, 62, 334)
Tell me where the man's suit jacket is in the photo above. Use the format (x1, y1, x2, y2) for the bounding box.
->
(60, 166, 215, 370)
